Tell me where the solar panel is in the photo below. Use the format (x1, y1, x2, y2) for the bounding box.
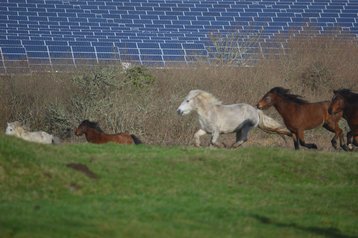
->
(2, 47, 26, 54)
(119, 54, 140, 62)
(25, 45, 47, 51)
(163, 55, 185, 61)
(160, 43, 183, 49)
(73, 52, 96, 58)
(97, 53, 119, 59)
(49, 52, 72, 58)
(27, 51, 49, 58)
(48, 45, 71, 52)
(0, 0, 356, 72)
(137, 43, 160, 49)
(162, 49, 185, 55)
(0, 40, 22, 45)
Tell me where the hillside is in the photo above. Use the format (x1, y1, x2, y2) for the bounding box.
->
(0, 134, 357, 238)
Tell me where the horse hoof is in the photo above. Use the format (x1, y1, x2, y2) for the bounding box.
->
(331, 140, 338, 149)
(210, 142, 223, 148)
(222, 143, 230, 148)
(341, 145, 349, 151)
(348, 144, 354, 151)
(209, 144, 217, 149)
(310, 144, 318, 149)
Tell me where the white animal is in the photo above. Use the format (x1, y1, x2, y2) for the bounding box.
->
(5, 121, 60, 144)
(177, 90, 291, 148)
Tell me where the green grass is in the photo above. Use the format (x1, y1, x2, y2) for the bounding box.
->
(0, 134, 357, 238)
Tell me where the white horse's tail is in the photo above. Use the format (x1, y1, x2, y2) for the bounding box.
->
(257, 110, 292, 137)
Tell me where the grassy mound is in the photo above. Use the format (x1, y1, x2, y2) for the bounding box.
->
(0, 135, 357, 238)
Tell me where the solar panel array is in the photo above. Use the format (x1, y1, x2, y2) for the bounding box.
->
(0, 0, 357, 73)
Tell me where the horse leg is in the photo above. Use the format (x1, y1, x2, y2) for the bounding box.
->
(210, 129, 224, 148)
(354, 135, 358, 147)
(297, 130, 317, 149)
(232, 125, 251, 148)
(347, 131, 354, 151)
(323, 121, 348, 151)
(232, 130, 242, 148)
(292, 133, 300, 150)
(194, 129, 206, 147)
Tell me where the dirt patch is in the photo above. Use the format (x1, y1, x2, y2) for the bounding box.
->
(66, 163, 99, 180)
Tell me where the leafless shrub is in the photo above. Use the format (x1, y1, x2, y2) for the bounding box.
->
(208, 24, 263, 66)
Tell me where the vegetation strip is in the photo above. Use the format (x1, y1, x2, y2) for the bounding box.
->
(0, 135, 357, 238)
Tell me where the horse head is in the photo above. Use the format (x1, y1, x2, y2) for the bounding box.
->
(5, 121, 23, 136)
(75, 120, 89, 136)
(75, 120, 103, 136)
(177, 90, 221, 115)
(328, 90, 345, 115)
(257, 88, 279, 110)
(177, 90, 201, 115)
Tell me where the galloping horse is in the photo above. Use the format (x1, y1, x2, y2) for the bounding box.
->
(328, 89, 358, 150)
(177, 89, 291, 148)
(75, 120, 142, 145)
(257, 87, 347, 150)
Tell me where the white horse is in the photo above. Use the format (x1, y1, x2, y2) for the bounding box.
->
(177, 90, 291, 148)
(5, 121, 60, 144)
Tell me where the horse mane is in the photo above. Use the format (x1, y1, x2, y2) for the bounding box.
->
(14, 125, 26, 135)
(270, 87, 308, 104)
(10, 121, 22, 127)
(81, 120, 104, 132)
(334, 89, 358, 103)
(192, 90, 222, 106)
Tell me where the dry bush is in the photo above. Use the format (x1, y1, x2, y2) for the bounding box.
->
(258, 31, 358, 99)
(0, 29, 357, 151)
(0, 72, 69, 130)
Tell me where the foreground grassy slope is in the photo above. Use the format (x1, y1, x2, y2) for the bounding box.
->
(0, 134, 357, 238)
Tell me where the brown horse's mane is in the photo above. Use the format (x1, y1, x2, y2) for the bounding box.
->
(81, 120, 104, 132)
(270, 87, 309, 104)
(334, 89, 358, 103)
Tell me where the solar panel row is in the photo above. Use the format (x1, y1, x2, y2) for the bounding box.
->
(0, 0, 357, 73)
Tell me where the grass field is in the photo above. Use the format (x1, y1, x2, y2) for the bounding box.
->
(0, 134, 357, 238)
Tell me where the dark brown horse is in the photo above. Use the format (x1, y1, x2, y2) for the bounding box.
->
(257, 87, 347, 150)
(75, 120, 142, 145)
(328, 89, 358, 150)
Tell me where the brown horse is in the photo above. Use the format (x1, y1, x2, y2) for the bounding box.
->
(257, 87, 347, 150)
(328, 89, 358, 150)
(75, 120, 142, 145)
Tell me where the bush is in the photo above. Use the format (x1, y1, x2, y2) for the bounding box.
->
(41, 65, 158, 139)
(125, 66, 156, 88)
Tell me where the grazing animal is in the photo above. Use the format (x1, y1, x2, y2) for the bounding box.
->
(75, 120, 142, 145)
(176, 89, 291, 148)
(5, 121, 60, 144)
(328, 89, 358, 150)
(257, 87, 347, 150)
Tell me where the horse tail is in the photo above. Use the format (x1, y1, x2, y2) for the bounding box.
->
(131, 134, 143, 145)
(52, 136, 61, 145)
(257, 110, 292, 138)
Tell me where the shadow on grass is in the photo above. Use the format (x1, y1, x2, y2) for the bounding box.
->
(251, 214, 357, 238)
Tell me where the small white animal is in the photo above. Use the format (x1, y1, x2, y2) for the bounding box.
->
(5, 121, 60, 144)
